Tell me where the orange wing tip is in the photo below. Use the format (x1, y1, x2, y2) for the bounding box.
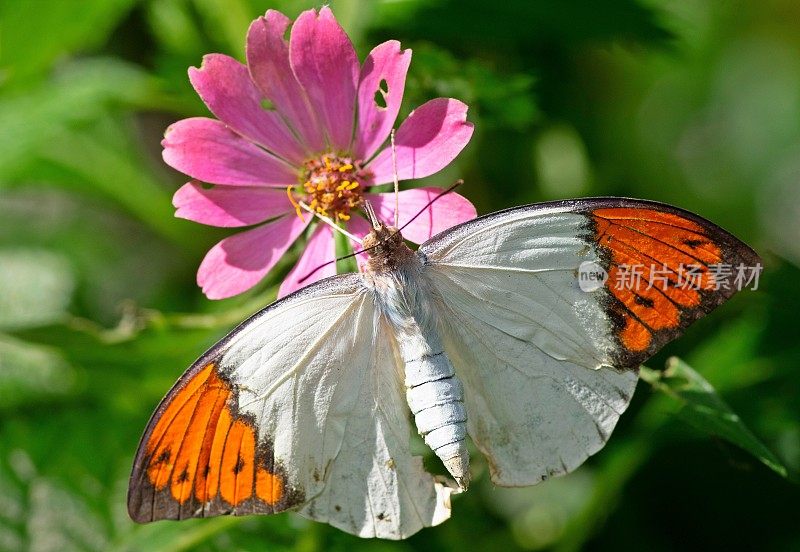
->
(129, 362, 295, 523)
(592, 207, 705, 232)
(589, 203, 761, 368)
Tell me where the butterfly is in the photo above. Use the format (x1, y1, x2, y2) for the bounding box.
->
(128, 197, 760, 539)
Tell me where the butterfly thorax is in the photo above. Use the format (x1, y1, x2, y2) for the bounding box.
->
(363, 225, 417, 274)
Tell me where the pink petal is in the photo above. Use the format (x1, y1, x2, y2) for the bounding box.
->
(278, 224, 336, 298)
(290, 7, 359, 151)
(366, 187, 477, 244)
(367, 99, 474, 184)
(189, 54, 306, 164)
(247, 11, 325, 152)
(162, 118, 297, 186)
(198, 215, 309, 299)
(173, 181, 293, 227)
(354, 40, 412, 160)
(345, 215, 374, 270)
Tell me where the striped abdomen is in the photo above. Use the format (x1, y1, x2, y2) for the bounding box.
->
(404, 349, 470, 490)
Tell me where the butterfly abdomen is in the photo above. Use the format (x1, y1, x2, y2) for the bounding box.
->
(405, 350, 469, 489)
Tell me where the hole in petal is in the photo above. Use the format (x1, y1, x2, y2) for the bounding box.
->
(260, 98, 276, 111)
(373, 79, 389, 109)
(373, 90, 387, 109)
(199, 182, 215, 190)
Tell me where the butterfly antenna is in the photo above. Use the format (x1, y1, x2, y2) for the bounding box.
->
(297, 257, 337, 284)
(391, 129, 400, 228)
(297, 242, 383, 284)
(397, 179, 464, 233)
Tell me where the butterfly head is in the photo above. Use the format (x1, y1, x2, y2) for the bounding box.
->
(363, 223, 404, 255)
(362, 223, 414, 274)
(362, 200, 411, 269)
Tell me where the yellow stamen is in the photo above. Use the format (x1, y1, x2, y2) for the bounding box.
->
(298, 152, 371, 227)
(286, 185, 305, 222)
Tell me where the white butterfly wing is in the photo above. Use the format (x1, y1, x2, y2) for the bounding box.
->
(419, 204, 639, 486)
(299, 313, 453, 539)
(129, 274, 450, 538)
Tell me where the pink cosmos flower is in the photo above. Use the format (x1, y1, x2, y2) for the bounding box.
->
(164, 7, 476, 299)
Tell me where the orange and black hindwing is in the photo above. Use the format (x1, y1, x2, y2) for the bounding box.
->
(127, 358, 301, 523)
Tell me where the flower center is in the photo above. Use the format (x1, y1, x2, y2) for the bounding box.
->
(291, 153, 371, 222)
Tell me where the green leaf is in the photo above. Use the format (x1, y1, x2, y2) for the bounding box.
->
(0, 248, 75, 330)
(0, 247, 79, 413)
(39, 121, 199, 251)
(0, 449, 110, 552)
(27, 476, 110, 551)
(0, 334, 77, 411)
(0, 186, 199, 324)
(403, 43, 539, 131)
(191, 0, 254, 59)
(145, 0, 205, 57)
(641, 357, 791, 479)
(0, 0, 137, 84)
(0, 58, 160, 180)
(110, 516, 243, 552)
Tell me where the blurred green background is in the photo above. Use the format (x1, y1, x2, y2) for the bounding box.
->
(1, 0, 799, 550)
